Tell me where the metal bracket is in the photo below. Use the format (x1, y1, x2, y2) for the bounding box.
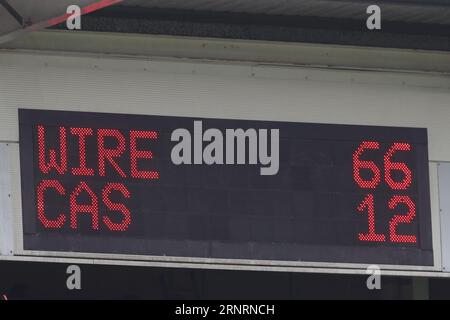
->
(0, 143, 14, 256)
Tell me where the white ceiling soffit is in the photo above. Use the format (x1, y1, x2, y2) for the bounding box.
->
(0, 0, 124, 44)
(122, 0, 450, 25)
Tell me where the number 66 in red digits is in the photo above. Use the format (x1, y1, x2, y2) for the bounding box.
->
(353, 141, 412, 190)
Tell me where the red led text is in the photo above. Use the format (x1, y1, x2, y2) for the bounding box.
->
(35, 125, 159, 231)
(353, 141, 417, 244)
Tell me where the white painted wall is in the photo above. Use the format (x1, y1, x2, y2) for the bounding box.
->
(0, 52, 449, 160)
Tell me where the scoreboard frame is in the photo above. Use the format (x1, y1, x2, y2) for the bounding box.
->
(1, 108, 440, 273)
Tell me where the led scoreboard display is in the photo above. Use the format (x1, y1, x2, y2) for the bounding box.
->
(19, 109, 433, 266)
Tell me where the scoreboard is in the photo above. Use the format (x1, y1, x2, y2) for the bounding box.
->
(18, 109, 433, 266)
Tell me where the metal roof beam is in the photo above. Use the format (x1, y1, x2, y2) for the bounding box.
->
(0, 0, 125, 45)
(2, 30, 450, 75)
(0, 0, 24, 26)
(324, 0, 450, 7)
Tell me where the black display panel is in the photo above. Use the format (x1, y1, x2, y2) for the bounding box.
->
(19, 109, 433, 266)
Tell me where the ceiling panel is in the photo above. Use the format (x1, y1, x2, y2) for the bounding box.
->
(0, 0, 123, 41)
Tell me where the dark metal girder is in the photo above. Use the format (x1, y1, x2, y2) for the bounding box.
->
(0, 0, 24, 26)
(53, 7, 450, 51)
(319, 0, 450, 7)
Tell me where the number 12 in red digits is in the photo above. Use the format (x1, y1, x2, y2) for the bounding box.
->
(353, 141, 417, 244)
(357, 194, 417, 243)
